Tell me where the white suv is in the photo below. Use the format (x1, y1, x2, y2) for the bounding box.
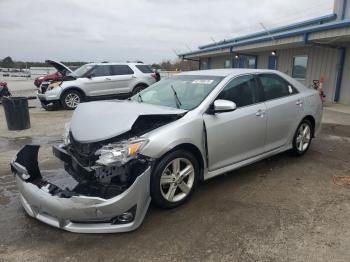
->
(38, 60, 157, 110)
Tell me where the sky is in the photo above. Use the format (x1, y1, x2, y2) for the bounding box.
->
(0, 0, 334, 64)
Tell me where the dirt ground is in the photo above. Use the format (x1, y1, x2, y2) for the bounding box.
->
(1, 80, 350, 262)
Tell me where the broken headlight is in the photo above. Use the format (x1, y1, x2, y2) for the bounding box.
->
(95, 138, 148, 167)
(62, 122, 71, 145)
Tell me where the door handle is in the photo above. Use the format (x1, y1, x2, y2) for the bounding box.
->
(105, 78, 111, 80)
(296, 100, 303, 106)
(255, 109, 265, 117)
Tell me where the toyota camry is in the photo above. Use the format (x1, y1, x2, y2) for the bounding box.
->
(11, 69, 322, 233)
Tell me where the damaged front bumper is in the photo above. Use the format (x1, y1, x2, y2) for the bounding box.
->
(10, 145, 152, 233)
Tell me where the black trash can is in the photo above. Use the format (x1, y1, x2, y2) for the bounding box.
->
(2, 97, 31, 130)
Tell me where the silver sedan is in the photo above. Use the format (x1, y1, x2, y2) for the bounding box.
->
(11, 69, 322, 233)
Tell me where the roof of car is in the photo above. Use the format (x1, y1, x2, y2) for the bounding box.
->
(179, 68, 278, 77)
(86, 62, 147, 66)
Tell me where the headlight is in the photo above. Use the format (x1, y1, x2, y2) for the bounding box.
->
(95, 138, 148, 166)
(62, 122, 71, 145)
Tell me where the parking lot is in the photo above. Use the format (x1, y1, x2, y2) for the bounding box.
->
(1, 80, 350, 261)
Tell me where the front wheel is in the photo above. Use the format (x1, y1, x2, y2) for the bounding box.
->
(290, 119, 313, 156)
(150, 150, 199, 209)
(61, 90, 82, 110)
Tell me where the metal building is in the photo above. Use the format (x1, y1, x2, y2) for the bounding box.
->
(179, 0, 350, 105)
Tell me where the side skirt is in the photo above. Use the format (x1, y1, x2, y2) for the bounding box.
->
(204, 145, 292, 180)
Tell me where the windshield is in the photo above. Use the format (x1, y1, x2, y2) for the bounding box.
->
(130, 75, 223, 110)
(69, 64, 94, 78)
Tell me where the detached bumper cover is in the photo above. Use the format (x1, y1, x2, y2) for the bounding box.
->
(11, 145, 152, 233)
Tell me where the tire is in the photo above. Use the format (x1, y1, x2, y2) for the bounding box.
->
(290, 119, 313, 156)
(61, 90, 83, 110)
(132, 85, 147, 96)
(150, 150, 199, 209)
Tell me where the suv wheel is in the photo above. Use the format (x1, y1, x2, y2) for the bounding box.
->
(151, 150, 199, 209)
(61, 90, 82, 110)
(132, 85, 147, 96)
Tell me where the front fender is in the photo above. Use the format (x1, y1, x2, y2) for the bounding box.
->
(140, 115, 207, 166)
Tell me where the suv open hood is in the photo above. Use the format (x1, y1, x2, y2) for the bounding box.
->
(70, 100, 187, 143)
(45, 60, 73, 75)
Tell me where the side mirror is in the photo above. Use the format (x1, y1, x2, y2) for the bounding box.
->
(86, 73, 94, 79)
(211, 99, 237, 113)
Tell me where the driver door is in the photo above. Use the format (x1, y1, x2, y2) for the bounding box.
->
(81, 65, 115, 96)
(203, 74, 267, 171)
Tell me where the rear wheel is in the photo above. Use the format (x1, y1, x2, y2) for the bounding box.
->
(291, 119, 312, 156)
(61, 90, 82, 110)
(132, 85, 147, 96)
(151, 150, 199, 209)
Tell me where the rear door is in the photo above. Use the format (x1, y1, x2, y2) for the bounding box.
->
(204, 74, 267, 171)
(109, 65, 137, 94)
(257, 73, 304, 152)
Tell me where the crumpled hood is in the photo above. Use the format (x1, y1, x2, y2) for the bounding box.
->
(70, 100, 186, 143)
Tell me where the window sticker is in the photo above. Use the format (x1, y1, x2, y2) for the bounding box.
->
(192, 79, 214, 84)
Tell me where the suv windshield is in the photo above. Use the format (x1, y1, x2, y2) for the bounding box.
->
(69, 64, 94, 78)
(130, 75, 223, 110)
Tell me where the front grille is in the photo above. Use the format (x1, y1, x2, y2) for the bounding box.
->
(68, 133, 99, 167)
(40, 82, 50, 94)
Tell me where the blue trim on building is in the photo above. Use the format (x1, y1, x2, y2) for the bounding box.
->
(179, 19, 350, 57)
(198, 14, 337, 50)
(342, 0, 348, 19)
(334, 47, 346, 102)
(303, 32, 309, 44)
(268, 56, 277, 70)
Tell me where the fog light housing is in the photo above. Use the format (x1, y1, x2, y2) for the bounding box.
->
(117, 212, 134, 223)
(112, 206, 136, 224)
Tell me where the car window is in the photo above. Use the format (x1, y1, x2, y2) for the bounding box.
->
(111, 65, 134, 75)
(92, 65, 111, 77)
(135, 65, 153, 73)
(216, 75, 257, 107)
(258, 74, 297, 100)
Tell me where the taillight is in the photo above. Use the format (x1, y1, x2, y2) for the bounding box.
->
(151, 73, 157, 80)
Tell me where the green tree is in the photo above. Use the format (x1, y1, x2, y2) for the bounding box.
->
(1, 56, 15, 68)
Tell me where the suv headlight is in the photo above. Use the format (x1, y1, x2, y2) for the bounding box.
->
(62, 122, 71, 145)
(95, 138, 148, 166)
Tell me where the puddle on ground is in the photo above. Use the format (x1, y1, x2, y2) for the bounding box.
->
(0, 135, 62, 153)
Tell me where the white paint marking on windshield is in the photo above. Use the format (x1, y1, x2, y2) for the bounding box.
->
(192, 80, 214, 84)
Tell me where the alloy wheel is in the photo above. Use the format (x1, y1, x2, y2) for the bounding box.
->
(65, 93, 80, 108)
(160, 158, 195, 203)
(296, 123, 311, 152)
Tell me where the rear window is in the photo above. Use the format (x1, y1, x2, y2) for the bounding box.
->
(135, 65, 153, 74)
(111, 65, 134, 75)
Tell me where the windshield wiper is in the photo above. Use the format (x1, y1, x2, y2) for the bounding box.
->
(170, 85, 182, 109)
(137, 93, 143, 102)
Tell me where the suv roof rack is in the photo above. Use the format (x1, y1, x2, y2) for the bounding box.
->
(126, 61, 144, 64)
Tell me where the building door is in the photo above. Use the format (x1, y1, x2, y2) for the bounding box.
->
(268, 56, 277, 70)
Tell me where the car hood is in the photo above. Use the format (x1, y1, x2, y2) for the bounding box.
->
(70, 100, 187, 143)
(45, 60, 73, 75)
